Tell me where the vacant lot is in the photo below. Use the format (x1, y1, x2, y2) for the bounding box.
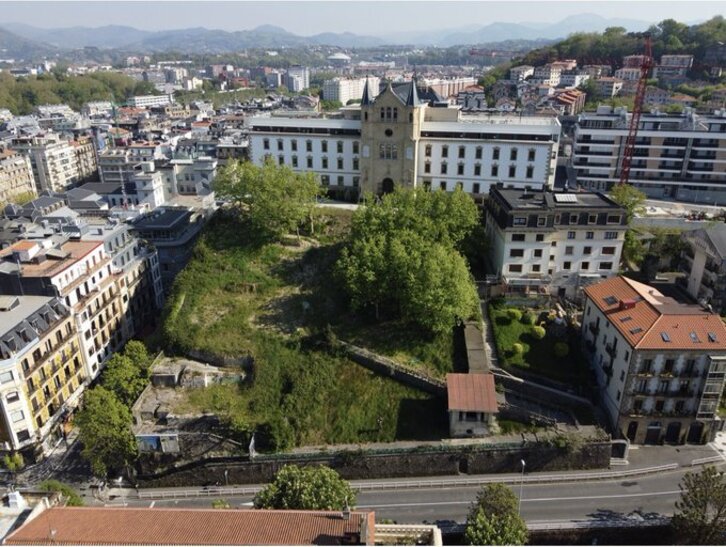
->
(161, 210, 450, 450)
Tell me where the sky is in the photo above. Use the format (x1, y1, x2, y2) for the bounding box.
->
(2, 0, 724, 35)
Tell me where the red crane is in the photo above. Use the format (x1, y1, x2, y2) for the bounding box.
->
(618, 33, 654, 186)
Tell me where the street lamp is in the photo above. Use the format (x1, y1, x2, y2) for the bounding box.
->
(518, 459, 526, 516)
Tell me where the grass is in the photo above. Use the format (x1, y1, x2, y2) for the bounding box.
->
(488, 301, 589, 388)
(162, 209, 450, 450)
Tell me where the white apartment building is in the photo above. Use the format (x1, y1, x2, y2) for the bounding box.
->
(421, 77, 478, 99)
(533, 64, 563, 86)
(594, 78, 624, 98)
(248, 79, 560, 200)
(286, 66, 310, 92)
(484, 186, 626, 298)
(613, 67, 642, 82)
(322, 77, 381, 105)
(10, 134, 81, 193)
(573, 106, 726, 205)
(559, 71, 590, 88)
(127, 94, 174, 108)
(653, 55, 694, 81)
(509, 65, 534, 82)
(82, 101, 114, 118)
(582, 276, 726, 445)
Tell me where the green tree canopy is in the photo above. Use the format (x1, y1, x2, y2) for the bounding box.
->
(336, 187, 480, 333)
(38, 480, 84, 507)
(465, 484, 528, 546)
(253, 465, 357, 510)
(101, 354, 148, 407)
(75, 387, 137, 478)
(213, 159, 322, 241)
(609, 184, 647, 223)
(672, 466, 726, 545)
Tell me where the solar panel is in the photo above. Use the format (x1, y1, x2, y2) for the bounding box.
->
(554, 193, 578, 203)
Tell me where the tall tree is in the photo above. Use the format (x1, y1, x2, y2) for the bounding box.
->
(75, 387, 137, 478)
(213, 159, 322, 241)
(672, 466, 726, 545)
(465, 484, 528, 546)
(253, 465, 357, 510)
(609, 184, 647, 266)
(101, 354, 148, 407)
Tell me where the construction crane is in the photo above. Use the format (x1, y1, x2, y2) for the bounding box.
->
(618, 33, 654, 186)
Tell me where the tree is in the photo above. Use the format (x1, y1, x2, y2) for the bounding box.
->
(610, 184, 647, 266)
(75, 387, 138, 478)
(672, 466, 726, 545)
(320, 99, 342, 111)
(213, 159, 322, 241)
(465, 484, 528, 545)
(101, 354, 148, 407)
(253, 465, 357, 510)
(123, 340, 152, 374)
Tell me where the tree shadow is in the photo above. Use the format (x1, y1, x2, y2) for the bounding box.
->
(395, 398, 448, 440)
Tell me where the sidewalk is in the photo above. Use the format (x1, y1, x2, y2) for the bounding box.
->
(17, 429, 80, 485)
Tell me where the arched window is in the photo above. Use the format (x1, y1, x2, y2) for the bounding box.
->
(409, 112, 413, 122)
(386, 107, 392, 120)
(380, 108, 385, 120)
(393, 108, 398, 121)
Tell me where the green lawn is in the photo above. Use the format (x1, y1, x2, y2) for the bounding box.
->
(488, 302, 589, 387)
(162, 209, 450, 450)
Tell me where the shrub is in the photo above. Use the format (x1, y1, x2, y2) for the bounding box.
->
(506, 309, 522, 321)
(512, 343, 524, 355)
(531, 326, 546, 340)
(521, 311, 536, 326)
(554, 342, 570, 358)
(38, 480, 84, 506)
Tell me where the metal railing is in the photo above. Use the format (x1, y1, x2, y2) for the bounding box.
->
(136, 464, 682, 500)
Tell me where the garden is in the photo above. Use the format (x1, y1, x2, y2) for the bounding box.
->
(488, 299, 590, 388)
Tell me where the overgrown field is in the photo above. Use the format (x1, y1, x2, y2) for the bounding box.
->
(161, 209, 450, 450)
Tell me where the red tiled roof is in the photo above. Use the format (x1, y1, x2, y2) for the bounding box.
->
(4, 507, 375, 546)
(583, 276, 726, 351)
(446, 373, 498, 413)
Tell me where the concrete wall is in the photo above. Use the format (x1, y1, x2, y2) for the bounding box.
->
(137, 441, 611, 487)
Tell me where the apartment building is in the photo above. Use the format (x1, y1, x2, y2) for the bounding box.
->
(559, 71, 590, 88)
(420, 77, 478, 98)
(98, 143, 166, 186)
(680, 223, 726, 314)
(0, 239, 127, 380)
(0, 295, 85, 458)
(594, 78, 624, 98)
(323, 77, 381, 104)
(533, 64, 563, 86)
(653, 55, 694, 83)
(509, 65, 534, 82)
(126, 95, 174, 108)
(286, 66, 310, 92)
(82, 101, 114, 118)
(248, 79, 560, 199)
(613, 67, 642, 82)
(582, 276, 726, 445)
(131, 207, 205, 292)
(484, 186, 626, 298)
(456, 86, 488, 111)
(0, 149, 36, 204)
(10, 133, 81, 193)
(572, 106, 726, 204)
(158, 157, 217, 196)
(71, 136, 99, 183)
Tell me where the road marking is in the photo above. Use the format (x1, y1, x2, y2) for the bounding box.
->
(359, 490, 681, 509)
(149, 501, 155, 508)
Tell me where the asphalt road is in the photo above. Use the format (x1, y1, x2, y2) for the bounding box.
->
(102, 465, 712, 525)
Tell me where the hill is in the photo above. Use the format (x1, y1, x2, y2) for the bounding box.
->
(0, 27, 56, 60)
(518, 16, 726, 72)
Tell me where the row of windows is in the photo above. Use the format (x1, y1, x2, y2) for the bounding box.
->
(263, 139, 360, 154)
(270, 155, 360, 170)
(509, 246, 618, 258)
(320, 175, 360, 187)
(426, 162, 534, 178)
(421, 181, 481, 193)
(510, 229, 620, 241)
(508, 261, 614, 273)
(425, 144, 536, 162)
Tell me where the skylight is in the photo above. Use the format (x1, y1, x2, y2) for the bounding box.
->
(661, 332, 671, 342)
(604, 296, 618, 306)
(630, 327, 643, 334)
(620, 316, 633, 323)
(709, 332, 718, 343)
(689, 332, 701, 343)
